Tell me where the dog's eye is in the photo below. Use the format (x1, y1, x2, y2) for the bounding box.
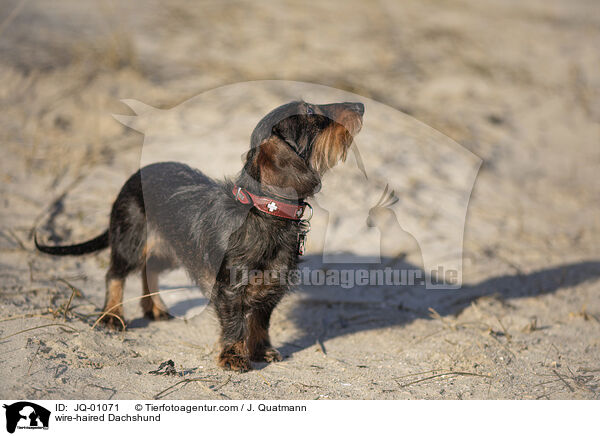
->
(306, 106, 314, 115)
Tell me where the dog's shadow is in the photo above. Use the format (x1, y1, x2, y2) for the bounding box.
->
(278, 255, 600, 358)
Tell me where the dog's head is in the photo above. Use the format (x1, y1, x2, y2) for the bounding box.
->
(245, 100, 364, 199)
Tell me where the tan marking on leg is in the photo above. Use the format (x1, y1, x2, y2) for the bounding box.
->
(141, 238, 157, 260)
(105, 278, 124, 314)
(141, 264, 170, 320)
(100, 278, 125, 329)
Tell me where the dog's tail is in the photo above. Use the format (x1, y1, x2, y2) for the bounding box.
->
(34, 230, 109, 256)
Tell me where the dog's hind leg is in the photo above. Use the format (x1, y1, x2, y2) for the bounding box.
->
(100, 197, 146, 329)
(97, 168, 150, 330)
(141, 258, 171, 320)
(102, 273, 126, 330)
(101, 247, 141, 329)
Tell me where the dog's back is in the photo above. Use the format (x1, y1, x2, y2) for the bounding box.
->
(110, 161, 235, 279)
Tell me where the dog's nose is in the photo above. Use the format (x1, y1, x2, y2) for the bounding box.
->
(350, 102, 364, 116)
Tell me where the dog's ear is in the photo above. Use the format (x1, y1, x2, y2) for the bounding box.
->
(254, 136, 321, 199)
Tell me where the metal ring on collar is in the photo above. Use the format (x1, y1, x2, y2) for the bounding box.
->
(302, 202, 313, 221)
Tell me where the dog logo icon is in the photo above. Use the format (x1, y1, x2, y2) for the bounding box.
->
(2, 402, 50, 433)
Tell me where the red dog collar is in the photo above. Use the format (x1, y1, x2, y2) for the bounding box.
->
(232, 186, 310, 221)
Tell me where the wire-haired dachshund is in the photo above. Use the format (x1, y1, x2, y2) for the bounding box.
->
(35, 100, 364, 371)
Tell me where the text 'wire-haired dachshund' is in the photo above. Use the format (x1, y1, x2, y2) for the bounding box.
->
(35, 100, 364, 371)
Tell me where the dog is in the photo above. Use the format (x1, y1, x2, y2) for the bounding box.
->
(35, 100, 364, 371)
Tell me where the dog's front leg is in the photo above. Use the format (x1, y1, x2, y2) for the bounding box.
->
(246, 300, 282, 363)
(214, 285, 252, 372)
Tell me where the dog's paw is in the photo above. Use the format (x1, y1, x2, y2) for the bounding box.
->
(144, 307, 172, 321)
(251, 347, 282, 363)
(263, 347, 283, 362)
(218, 353, 252, 372)
(97, 312, 126, 331)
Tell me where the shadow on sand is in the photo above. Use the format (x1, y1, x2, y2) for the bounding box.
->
(278, 256, 600, 358)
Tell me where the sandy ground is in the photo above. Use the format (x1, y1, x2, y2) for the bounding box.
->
(1, 0, 599, 400)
